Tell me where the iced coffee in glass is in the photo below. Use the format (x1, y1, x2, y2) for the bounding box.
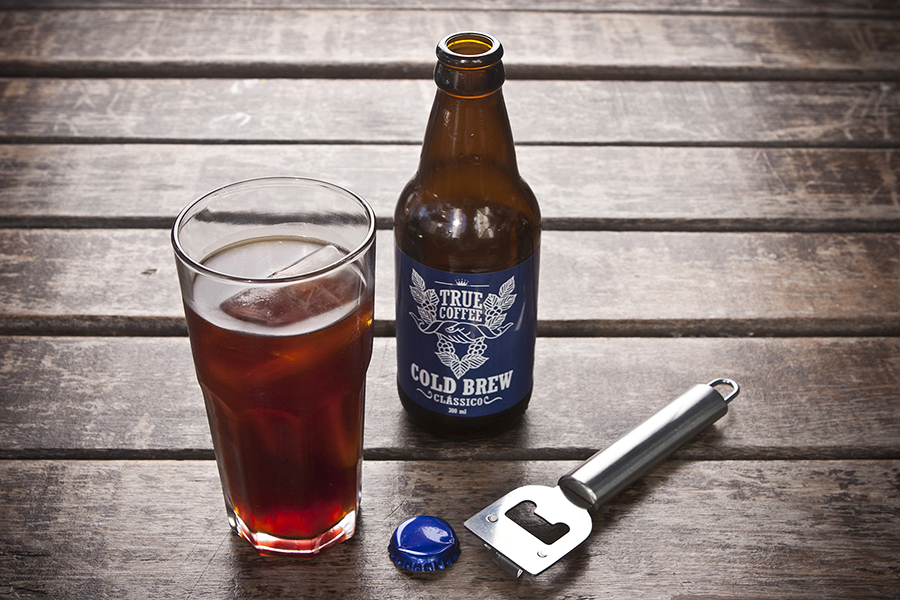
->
(172, 177, 375, 556)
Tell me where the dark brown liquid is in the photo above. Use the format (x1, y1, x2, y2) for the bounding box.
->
(185, 239, 373, 552)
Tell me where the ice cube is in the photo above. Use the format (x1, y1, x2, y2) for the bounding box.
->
(220, 244, 361, 327)
(220, 285, 307, 326)
(269, 244, 344, 279)
(281, 267, 360, 320)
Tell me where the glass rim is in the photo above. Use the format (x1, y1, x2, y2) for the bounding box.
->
(171, 176, 376, 285)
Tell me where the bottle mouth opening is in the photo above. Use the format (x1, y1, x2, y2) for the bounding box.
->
(437, 32, 503, 68)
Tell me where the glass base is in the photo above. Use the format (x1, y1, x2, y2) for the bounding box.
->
(228, 509, 357, 557)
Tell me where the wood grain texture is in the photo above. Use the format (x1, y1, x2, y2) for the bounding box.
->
(1, 0, 898, 17)
(1, 79, 898, 145)
(1, 10, 898, 79)
(1, 336, 898, 460)
(1, 229, 897, 333)
(0, 459, 897, 599)
(2, 145, 899, 232)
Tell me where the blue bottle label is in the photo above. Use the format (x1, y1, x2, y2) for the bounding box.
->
(395, 245, 538, 418)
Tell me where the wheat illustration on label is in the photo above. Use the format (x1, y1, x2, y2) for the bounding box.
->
(409, 269, 516, 378)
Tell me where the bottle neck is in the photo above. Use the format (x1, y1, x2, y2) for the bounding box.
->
(417, 83, 519, 177)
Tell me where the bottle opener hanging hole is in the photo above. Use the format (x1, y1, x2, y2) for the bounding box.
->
(708, 378, 740, 403)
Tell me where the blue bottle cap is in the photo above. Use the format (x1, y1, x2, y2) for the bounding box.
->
(388, 516, 461, 572)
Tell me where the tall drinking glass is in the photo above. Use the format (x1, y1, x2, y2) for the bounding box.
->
(172, 177, 376, 556)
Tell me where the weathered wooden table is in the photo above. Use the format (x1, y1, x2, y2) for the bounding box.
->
(1, 2, 899, 598)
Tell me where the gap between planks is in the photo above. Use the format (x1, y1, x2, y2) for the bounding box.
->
(3, 216, 900, 233)
(3, 138, 900, 149)
(0, 0, 899, 18)
(3, 448, 899, 462)
(5, 63, 900, 82)
(2, 316, 899, 338)
(1, 1, 899, 18)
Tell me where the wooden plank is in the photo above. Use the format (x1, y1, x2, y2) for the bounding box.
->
(1, 0, 898, 18)
(0, 459, 897, 598)
(1, 336, 898, 460)
(0, 229, 897, 335)
(2, 145, 899, 232)
(1, 10, 898, 80)
(1, 79, 898, 146)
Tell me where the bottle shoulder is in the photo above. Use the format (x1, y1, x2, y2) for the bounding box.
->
(394, 162, 541, 226)
(394, 168, 540, 272)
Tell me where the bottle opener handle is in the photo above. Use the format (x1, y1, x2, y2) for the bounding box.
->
(558, 379, 740, 510)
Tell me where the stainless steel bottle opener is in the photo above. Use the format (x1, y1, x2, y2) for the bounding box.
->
(464, 378, 740, 577)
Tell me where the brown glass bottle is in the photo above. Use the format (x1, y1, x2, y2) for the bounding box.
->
(394, 32, 541, 436)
